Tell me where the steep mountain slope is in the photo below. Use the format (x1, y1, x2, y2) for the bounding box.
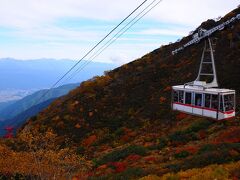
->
(22, 7, 240, 139)
(4, 7, 240, 179)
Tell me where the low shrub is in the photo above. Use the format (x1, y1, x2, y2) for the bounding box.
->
(165, 164, 181, 172)
(197, 144, 216, 154)
(169, 131, 197, 144)
(169, 131, 187, 143)
(162, 174, 180, 180)
(89, 168, 145, 180)
(198, 143, 240, 155)
(182, 143, 240, 169)
(174, 150, 190, 159)
(183, 151, 230, 169)
(76, 146, 85, 155)
(92, 133, 114, 146)
(94, 145, 147, 166)
(114, 128, 125, 137)
(0, 174, 32, 180)
(185, 120, 213, 133)
(165, 143, 240, 171)
(148, 137, 167, 150)
(168, 119, 213, 144)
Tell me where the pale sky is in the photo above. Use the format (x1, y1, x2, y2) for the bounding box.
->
(0, 0, 239, 64)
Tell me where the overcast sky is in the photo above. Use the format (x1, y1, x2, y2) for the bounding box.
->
(0, 0, 239, 64)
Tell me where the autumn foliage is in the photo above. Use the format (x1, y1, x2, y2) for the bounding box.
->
(213, 127, 240, 144)
(1, 6, 240, 179)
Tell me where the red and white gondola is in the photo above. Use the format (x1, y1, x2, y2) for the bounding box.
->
(171, 14, 239, 120)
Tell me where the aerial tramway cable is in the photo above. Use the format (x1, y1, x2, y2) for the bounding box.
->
(37, 0, 150, 101)
(64, 0, 163, 83)
(38, 0, 165, 102)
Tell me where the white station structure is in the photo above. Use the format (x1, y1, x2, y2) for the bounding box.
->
(171, 14, 239, 120)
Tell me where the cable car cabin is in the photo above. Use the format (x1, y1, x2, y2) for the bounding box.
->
(171, 36, 237, 120)
(172, 85, 236, 120)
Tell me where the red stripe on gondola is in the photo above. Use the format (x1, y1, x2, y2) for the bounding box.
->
(173, 102, 234, 115)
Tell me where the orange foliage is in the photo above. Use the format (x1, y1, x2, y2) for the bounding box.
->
(108, 162, 127, 173)
(229, 149, 239, 157)
(122, 128, 136, 137)
(82, 135, 97, 147)
(160, 97, 167, 104)
(67, 102, 76, 113)
(120, 128, 136, 142)
(163, 86, 172, 92)
(75, 123, 81, 129)
(176, 112, 188, 120)
(125, 154, 142, 162)
(144, 142, 155, 148)
(160, 63, 169, 68)
(213, 127, 240, 144)
(198, 130, 207, 139)
(96, 164, 108, 171)
(174, 60, 192, 68)
(186, 146, 198, 154)
(120, 135, 130, 142)
(89, 112, 94, 117)
(175, 145, 198, 154)
(144, 156, 158, 163)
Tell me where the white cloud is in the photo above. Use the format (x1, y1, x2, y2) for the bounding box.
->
(0, 0, 238, 29)
(0, 0, 239, 28)
(13, 25, 104, 43)
(147, 0, 239, 26)
(0, 0, 239, 63)
(0, 0, 144, 29)
(134, 27, 191, 37)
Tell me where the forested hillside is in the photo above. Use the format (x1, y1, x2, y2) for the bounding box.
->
(0, 7, 240, 180)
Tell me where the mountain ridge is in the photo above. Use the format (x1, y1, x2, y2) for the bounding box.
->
(0, 98, 56, 136)
(0, 83, 80, 120)
(0, 58, 117, 90)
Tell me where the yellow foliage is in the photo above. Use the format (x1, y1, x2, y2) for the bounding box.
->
(160, 161, 240, 180)
(139, 175, 161, 180)
(0, 130, 92, 179)
(0, 145, 90, 179)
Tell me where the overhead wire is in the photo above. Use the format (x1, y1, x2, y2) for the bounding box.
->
(64, 0, 163, 83)
(36, 0, 149, 103)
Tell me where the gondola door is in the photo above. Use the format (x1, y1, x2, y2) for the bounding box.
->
(193, 93, 203, 116)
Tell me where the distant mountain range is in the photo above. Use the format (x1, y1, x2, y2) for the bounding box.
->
(0, 83, 80, 136)
(0, 58, 116, 90)
(0, 83, 80, 120)
(0, 58, 116, 136)
(0, 89, 34, 103)
(0, 100, 17, 117)
(0, 98, 55, 136)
